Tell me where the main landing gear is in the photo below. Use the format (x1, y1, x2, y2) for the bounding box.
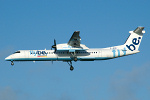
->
(70, 52, 77, 62)
(11, 61, 14, 66)
(67, 61, 74, 71)
(74, 57, 77, 62)
(67, 52, 77, 71)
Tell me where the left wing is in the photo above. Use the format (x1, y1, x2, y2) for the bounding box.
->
(68, 31, 81, 47)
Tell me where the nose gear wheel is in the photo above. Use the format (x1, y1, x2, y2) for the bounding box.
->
(67, 61, 74, 71)
(11, 61, 14, 66)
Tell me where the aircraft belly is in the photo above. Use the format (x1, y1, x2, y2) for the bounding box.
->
(78, 52, 99, 61)
(56, 54, 70, 61)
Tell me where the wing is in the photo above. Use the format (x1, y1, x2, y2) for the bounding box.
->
(56, 31, 89, 52)
(68, 31, 81, 47)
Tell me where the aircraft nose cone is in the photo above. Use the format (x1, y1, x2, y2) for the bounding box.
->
(5, 56, 11, 61)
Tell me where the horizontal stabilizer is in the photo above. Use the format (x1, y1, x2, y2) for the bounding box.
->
(134, 27, 144, 33)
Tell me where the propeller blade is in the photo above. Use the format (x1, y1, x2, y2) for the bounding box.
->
(52, 39, 56, 48)
(51, 39, 57, 52)
(54, 47, 57, 53)
(54, 39, 56, 45)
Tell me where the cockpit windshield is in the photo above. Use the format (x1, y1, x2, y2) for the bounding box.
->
(13, 51, 20, 54)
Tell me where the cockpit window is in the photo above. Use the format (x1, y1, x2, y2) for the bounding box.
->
(13, 51, 20, 54)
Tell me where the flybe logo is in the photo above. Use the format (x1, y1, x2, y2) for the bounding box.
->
(126, 37, 141, 51)
(30, 50, 47, 57)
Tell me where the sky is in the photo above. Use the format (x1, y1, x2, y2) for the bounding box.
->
(0, 0, 150, 100)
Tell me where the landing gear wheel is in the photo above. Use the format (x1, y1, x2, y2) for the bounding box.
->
(11, 61, 14, 66)
(74, 57, 77, 62)
(67, 61, 75, 71)
(70, 66, 74, 71)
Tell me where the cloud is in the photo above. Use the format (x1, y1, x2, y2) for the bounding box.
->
(0, 86, 17, 100)
(38, 92, 72, 100)
(109, 62, 150, 100)
(0, 86, 31, 100)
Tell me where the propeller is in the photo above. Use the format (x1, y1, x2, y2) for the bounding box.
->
(51, 39, 57, 52)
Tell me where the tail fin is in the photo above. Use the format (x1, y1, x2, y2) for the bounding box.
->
(124, 27, 145, 51)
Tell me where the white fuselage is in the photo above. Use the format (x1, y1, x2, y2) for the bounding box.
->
(5, 48, 139, 62)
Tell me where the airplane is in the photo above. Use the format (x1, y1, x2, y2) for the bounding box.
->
(5, 27, 145, 71)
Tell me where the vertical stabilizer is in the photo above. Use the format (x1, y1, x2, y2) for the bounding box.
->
(124, 27, 145, 51)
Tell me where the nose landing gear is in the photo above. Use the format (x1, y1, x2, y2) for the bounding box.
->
(11, 61, 14, 66)
(67, 61, 74, 71)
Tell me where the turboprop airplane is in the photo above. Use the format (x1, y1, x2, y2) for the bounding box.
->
(5, 27, 145, 71)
